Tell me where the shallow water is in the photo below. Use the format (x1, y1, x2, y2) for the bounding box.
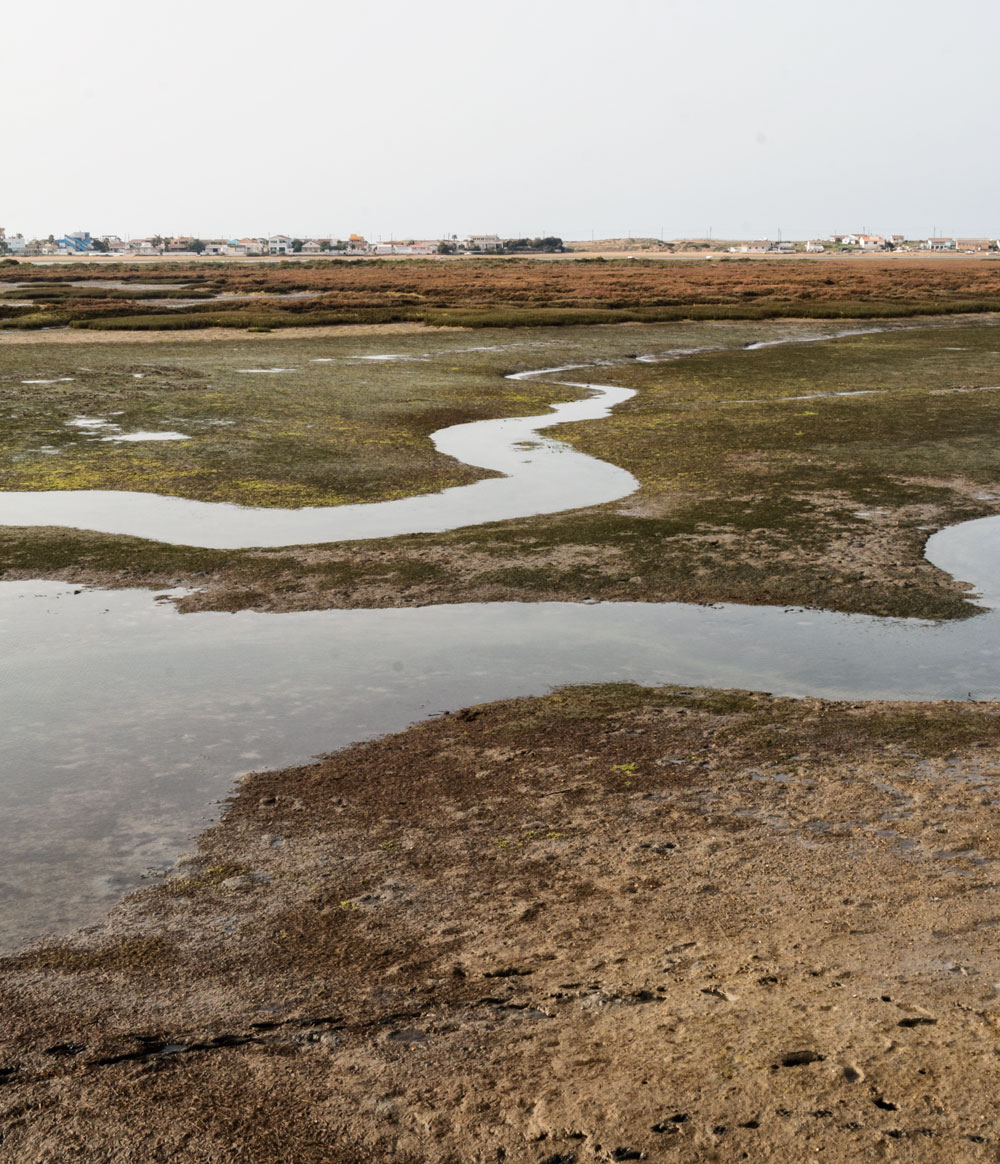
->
(2, 330, 1000, 952)
(0, 379, 638, 548)
(0, 512, 997, 951)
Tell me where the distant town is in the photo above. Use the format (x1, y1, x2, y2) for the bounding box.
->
(0, 231, 562, 258)
(727, 233, 998, 254)
(1, 228, 998, 258)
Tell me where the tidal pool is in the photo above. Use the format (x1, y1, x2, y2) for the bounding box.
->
(0, 511, 997, 952)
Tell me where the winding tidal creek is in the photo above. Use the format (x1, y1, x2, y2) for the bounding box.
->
(0, 370, 637, 548)
(1, 357, 998, 953)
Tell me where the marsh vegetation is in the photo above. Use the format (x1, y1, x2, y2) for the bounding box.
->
(5, 256, 1000, 331)
(2, 317, 999, 620)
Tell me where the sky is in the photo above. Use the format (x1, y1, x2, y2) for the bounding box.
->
(4, 0, 999, 243)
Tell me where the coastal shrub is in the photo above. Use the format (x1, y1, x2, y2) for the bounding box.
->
(12, 257, 1000, 331)
(70, 307, 420, 330)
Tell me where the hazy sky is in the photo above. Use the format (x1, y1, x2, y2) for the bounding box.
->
(5, 0, 998, 242)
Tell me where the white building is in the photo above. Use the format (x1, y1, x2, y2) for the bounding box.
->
(465, 234, 502, 251)
(373, 240, 441, 255)
(805, 240, 825, 253)
(218, 238, 266, 256)
(268, 235, 293, 254)
(839, 234, 885, 250)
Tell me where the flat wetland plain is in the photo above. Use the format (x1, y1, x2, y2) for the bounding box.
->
(6, 254, 1000, 331)
(3, 313, 1000, 620)
(4, 259, 1000, 1161)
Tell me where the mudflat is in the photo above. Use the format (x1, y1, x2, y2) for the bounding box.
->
(0, 321, 448, 345)
(3, 317, 1000, 622)
(4, 298, 1000, 1161)
(2, 685, 999, 1162)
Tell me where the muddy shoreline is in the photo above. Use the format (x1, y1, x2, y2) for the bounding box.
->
(4, 684, 1000, 1161)
(0, 489, 980, 623)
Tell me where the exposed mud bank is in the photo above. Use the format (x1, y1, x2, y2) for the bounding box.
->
(4, 685, 1000, 1161)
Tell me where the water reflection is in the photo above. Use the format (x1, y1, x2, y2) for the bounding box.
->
(0, 510, 997, 951)
(0, 382, 638, 548)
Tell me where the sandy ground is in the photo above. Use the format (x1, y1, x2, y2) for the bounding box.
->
(0, 322, 457, 346)
(3, 686, 1000, 1162)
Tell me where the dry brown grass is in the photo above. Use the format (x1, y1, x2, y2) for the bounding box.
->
(11, 257, 1000, 313)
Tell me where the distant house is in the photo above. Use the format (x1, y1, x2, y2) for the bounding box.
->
(58, 231, 93, 253)
(727, 240, 771, 253)
(839, 234, 884, 250)
(346, 234, 369, 253)
(842, 232, 889, 249)
(956, 238, 993, 252)
(805, 240, 825, 253)
(372, 240, 439, 255)
(221, 239, 266, 256)
(268, 235, 293, 255)
(3, 232, 27, 254)
(300, 239, 323, 254)
(769, 241, 795, 253)
(465, 234, 502, 251)
(925, 238, 956, 251)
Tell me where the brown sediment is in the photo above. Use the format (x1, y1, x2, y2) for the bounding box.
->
(3, 684, 1000, 1161)
(0, 321, 460, 345)
(0, 484, 978, 624)
(0, 322, 464, 347)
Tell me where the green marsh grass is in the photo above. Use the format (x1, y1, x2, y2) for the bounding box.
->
(2, 318, 1000, 620)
